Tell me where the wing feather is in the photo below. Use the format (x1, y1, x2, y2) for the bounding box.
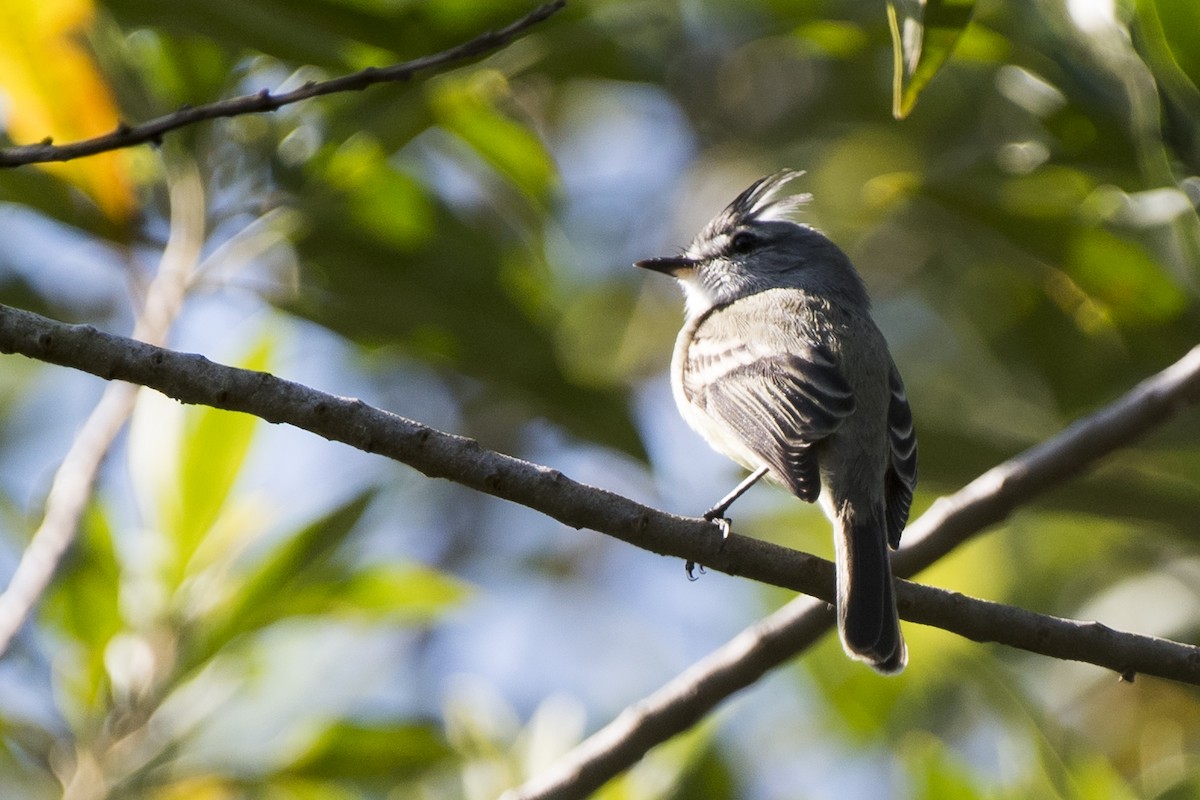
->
(686, 342, 855, 503)
(884, 366, 918, 548)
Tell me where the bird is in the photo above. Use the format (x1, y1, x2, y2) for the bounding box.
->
(635, 170, 917, 673)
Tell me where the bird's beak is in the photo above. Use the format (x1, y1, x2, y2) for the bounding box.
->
(634, 255, 698, 276)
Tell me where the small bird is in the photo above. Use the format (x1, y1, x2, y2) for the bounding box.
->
(636, 171, 916, 673)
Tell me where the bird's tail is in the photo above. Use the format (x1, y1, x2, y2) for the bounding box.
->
(833, 501, 906, 674)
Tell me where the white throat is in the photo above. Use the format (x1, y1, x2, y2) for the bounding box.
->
(677, 273, 715, 320)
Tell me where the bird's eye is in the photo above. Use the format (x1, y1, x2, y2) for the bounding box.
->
(729, 231, 760, 254)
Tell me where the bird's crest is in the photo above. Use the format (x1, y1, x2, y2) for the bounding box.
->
(698, 170, 811, 242)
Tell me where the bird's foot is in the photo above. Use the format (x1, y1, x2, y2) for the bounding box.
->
(702, 509, 733, 542)
(684, 510, 733, 580)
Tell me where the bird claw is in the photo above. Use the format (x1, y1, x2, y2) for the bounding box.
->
(685, 512, 734, 580)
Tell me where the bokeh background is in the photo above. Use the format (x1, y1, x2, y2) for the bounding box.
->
(1, 0, 1199, 798)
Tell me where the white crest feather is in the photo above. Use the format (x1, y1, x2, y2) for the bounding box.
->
(696, 169, 812, 243)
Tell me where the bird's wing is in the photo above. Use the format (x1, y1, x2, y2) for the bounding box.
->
(684, 338, 855, 503)
(883, 364, 917, 547)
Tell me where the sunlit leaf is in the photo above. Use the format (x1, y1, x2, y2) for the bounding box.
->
(277, 561, 472, 624)
(321, 134, 436, 250)
(183, 490, 376, 666)
(804, 632, 905, 739)
(158, 333, 273, 585)
(428, 70, 556, 203)
(331, 563, 471, 621)
(1056, 754, 1140, 800)
(148, 775, 240, 800)
(284, 721, 451, 780)
(1134, 0, 1200, 167)
(130, 328, 274, 585)
(793, 20, 869, 59)
(1136, 0, 1200, 95)
(1067, 229, 1189, 327)
(887, 0, 976, 119)
(902, 731, 988, 799)
(41, 503, 122, 717)
(0, 0, 136, 222)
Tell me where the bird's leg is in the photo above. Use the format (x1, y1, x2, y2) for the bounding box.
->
(686, 466, 770, 580)
(703, 465, 770, 540)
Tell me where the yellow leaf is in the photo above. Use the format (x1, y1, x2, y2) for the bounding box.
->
(0, 0, 137, 222)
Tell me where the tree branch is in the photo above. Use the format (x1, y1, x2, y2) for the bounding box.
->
(505, 345, 1200, 800)
(506, 588, 1200, 800)
(1, 303, 1199, 796)
(894, 343, 1200, 572)
(1, 302, 1199, 635)
(0, 1, 565, 168)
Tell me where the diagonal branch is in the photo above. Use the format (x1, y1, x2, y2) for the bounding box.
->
(1, 303, 1200, 799)
(507, 589, 1200, 800)
(893, 344, 1200, 571)
(0, 1, 565, 168)
(0, 301, 1198, 639)
(505, 345, 1200, 800)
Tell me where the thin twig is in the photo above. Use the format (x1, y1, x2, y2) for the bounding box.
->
(0, 165, 205, 654)
(504, 346, 1200, 800)
(0, 1, 566, 168)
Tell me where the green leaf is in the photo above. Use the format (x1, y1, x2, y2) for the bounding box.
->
(1054, 754, 1140, 800)
(333, 563, 471, 620)
(182, 490, 376, 667)
(286, 152, 645, 457)
(793, 19, 869, 59)
(1135, 0, 1200, 167)
(887, 0, 977, 119)
(181, 496, 469, 657)
(900, 731, 986, 800)
(170, 333, 273, 580)
(1067, 229, 1190, 328)
(278, 561, 472, 624)
(283, 721, 452, 781)
(321, 135, 437, 251)
(103, 0, 549, 71)
(804, 632, 905, 740)
(1137, 0, 1200, 95)
(41, 503, 122, 717)
(428, 70, 556, 203)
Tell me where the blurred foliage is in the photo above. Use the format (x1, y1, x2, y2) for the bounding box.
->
(0, 0, 1200, 798)
(0, 0, 136, 223)
(887, 0, 976, 119)
(33, 340, 472, 799)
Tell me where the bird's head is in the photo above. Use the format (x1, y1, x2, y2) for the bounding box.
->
(636, 171, 867, 318)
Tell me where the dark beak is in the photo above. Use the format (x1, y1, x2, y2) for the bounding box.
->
(634, 255, 698, 276)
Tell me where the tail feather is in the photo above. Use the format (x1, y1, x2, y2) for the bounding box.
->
(834, 504, 906, 674)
